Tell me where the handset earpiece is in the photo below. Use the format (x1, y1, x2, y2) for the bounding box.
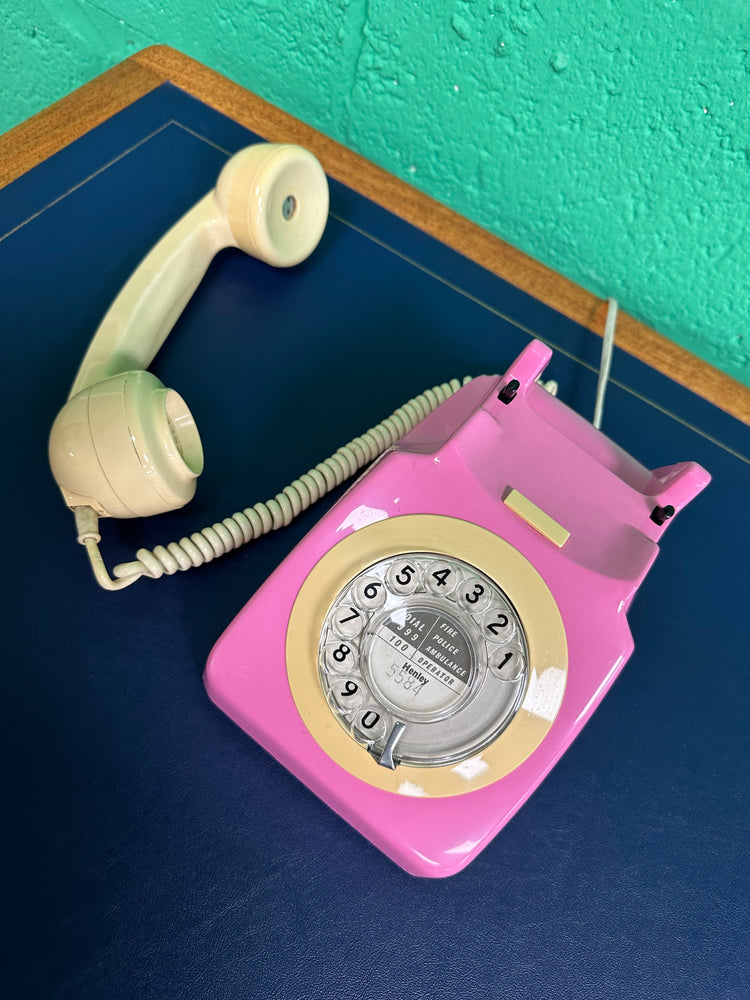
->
(215, 143, 329, 266)
(49, 144, 329, 521)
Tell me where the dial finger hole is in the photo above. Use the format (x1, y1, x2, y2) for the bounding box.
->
(352, 575, 387, 611)
(330, 602, 366, 639)
(324, 639, 359, 674)
(490, 647, 525, 682)
(424, 560, 458, 597)
(385, 560, 421, 596)
(482, 606, 516, 643)
(352, 706, 388, 743)
(329, 676, 366, 714)
(457, 576, 493, 613)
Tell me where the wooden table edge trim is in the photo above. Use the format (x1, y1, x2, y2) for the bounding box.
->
(0, 58, 163, 188)
(3, 44, 748, 426)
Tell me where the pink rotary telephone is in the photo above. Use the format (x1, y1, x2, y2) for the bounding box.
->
(205, 339, 709, 876)
(48, 144, 710, 876)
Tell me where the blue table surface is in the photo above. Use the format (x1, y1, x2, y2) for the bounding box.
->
(2, 84, 748, 1000)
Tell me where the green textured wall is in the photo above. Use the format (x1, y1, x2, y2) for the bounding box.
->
(3, 1, 749, 386)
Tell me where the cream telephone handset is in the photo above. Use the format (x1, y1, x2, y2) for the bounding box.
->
(48, 143, 471, 590)
(48, 144, 332, 584)
(49, 145, 710, 876)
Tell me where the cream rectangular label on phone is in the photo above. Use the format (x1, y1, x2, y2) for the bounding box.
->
(503, 488, 570, 548)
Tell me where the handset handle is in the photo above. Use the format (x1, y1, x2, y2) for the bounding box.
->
(50, 144, 329, 524)
(69, 143, 329, 398)
(69, 192, 232, 398)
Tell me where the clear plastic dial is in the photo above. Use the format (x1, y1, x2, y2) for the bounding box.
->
(318, 552, 529, 768)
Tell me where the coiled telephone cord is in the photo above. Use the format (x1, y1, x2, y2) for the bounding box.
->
(75, 377, 472, 590)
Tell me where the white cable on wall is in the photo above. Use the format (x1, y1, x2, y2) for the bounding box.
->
(593, 298, 618, 430)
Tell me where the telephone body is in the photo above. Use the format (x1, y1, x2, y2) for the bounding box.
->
(205, 338, 710, 877)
